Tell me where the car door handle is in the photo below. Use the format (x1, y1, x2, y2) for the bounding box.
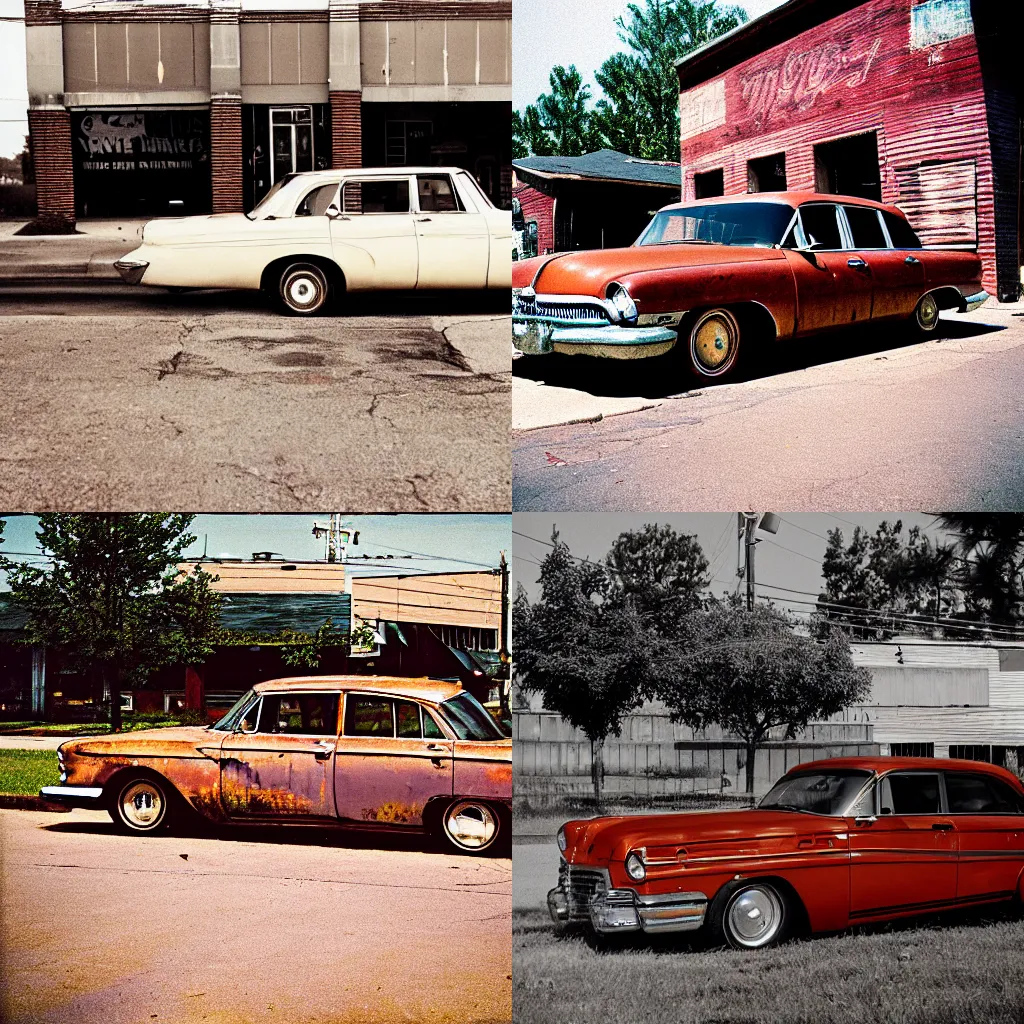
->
(314, 749, 332, 760)
(415, 217, 432, 223)
(427, 743, 446, 751)
(847, 258, 869, 270)
(904, 255, 921, 264)
(932, 822, 954, 831)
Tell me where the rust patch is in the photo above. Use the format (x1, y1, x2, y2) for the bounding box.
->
(361, 802, 423, 825)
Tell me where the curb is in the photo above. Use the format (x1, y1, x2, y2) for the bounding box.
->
(0, 794, 71, 812)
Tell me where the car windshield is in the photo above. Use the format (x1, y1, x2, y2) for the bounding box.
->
(637, 202, 795, 248)
(247, 175, 297, 220)
(759, 770, 872, 816)
(212, 689, 258, 731)
(436, 692, 505, 740)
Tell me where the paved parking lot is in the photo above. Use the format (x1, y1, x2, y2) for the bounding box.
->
(0, 286, 510, 511)
(0, 808, 512, 1024)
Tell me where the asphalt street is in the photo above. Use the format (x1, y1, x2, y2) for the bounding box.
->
(0, 808, 512, 1024)
(0, 285, 510, 510)
(512, 303, 1024, 510)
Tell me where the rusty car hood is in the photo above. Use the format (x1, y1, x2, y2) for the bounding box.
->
(60, 726, 220, 757)
(562, 807, 845, 866)
(514, 244, 785, 297)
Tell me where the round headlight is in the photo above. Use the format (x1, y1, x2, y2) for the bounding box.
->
(625, 849, 646, 881)
(606, 283, 638, 323)
(556, 826, 567, 852)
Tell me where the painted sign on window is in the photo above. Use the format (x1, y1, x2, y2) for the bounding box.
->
(910, 0, 973, 50)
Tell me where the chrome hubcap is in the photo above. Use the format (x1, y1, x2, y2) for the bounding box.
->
(727, 886, 783, 947)
(692, 312, 737, 373)
(445, 801, 498, 850)
(121, 781, 164, 829)
(918, 294, 939, 329)
(288, 275, 319, 308)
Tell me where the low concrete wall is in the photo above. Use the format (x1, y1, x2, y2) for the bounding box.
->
(513, 711, 879, 804)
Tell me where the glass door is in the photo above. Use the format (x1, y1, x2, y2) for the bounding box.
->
(269, 107, 314, 184)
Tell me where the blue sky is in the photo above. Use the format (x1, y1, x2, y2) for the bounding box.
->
(514, 0, 788, 113)
(1, 514, 511, 583)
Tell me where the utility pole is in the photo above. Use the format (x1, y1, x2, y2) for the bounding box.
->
(498, 551, 510, 720)
(312, 515, 359, 562)
(737, 512, 781, 611)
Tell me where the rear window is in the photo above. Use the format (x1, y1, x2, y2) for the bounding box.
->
(882, 210, 922, 249)
(945, 773, 1024, 814)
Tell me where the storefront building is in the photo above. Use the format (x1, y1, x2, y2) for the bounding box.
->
(24, 0, 512, 223)
(675, 0, 1021, 301)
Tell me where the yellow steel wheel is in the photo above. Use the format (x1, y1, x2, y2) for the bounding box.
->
(689, 309, 740, 378)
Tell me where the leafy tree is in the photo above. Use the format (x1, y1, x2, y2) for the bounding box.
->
(592, 52, 656, 157)
(513, 531, 649, 805)
(938, 514, 1024, 630)
(513, 107, 554, 160)
(815, 520, 956, 638)
(530, 65, 602, 158)
(655, 600, 871, 793)
(0, 515, 221, 731)
(605, 523, 709, 636)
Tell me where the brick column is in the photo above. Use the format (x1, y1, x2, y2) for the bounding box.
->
(329, 91, 362, 169)
(27, 109, 76, 227)
(210, 97, 243, 213)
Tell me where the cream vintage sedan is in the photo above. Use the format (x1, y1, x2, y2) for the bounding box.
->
(114, 166, 512, 315)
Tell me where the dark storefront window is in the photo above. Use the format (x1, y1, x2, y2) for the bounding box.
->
(748, 152, 786, 193)
(71, 110, 211, 218)
(814, 132, 882, 202)
(694, 168, 724, 198)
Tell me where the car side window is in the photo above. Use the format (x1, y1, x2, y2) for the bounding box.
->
(945, 773, 1024, 814)
(417, 175, 463, 213)
(879, 772, 942, 815)
(798, 204, 843, 250)
(881, 210, 923, 249)
(396, 700, 423, 739)
(344, 695, 394, 736)
(423, 710, 445, 739)
(239, 698, 262, 734)
(295, 183, 339, 217)
(259, 693, 339, 736)
(844, 206, 887, 249)
(341, 179, 411, 215)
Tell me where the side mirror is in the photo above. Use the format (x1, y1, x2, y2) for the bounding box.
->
(325, 204, 342, 220)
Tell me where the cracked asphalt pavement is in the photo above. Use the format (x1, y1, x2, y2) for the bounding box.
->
(0, 286, 510, 510)
(0, 808, 512, 1024)
(513, 303, 1024, 510)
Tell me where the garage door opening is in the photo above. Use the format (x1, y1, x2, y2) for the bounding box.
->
(748, 153, 786, 193)
(814, 132, 882, 202)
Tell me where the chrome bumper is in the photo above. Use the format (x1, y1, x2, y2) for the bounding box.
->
(40, 785, 104, 808)
(513, 320, 677, 359)
(113, 259, 149, 285)
(962, 289, 989, 312)
(547, 883, 707, 935)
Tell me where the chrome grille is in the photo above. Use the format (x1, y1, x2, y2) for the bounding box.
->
(512, 291, 610, 325)
(559, 863, 607, 922)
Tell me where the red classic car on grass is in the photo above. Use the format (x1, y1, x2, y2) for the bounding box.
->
(548, 757, 1024, 949)
(41, 676, 511, 854)
(512, 193, 988, 380)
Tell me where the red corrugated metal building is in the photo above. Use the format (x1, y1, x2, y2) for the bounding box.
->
(675, 0, 1021, 301)
(513, 179, 555, 256)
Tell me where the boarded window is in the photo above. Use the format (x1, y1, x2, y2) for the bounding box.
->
(894, 158, 977, 246)
(888, 742, 935, 758)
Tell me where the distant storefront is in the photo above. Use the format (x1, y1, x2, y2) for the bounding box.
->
(24, 0, 512, 222)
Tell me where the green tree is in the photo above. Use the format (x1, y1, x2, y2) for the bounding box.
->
(535, 65, 601, 157)
(0, 515, 222, 731)
(605, 523, 709, 636)
(655, 600, 871, 793)
(513, 107, 554, 160)
(513, 531, 648, 806)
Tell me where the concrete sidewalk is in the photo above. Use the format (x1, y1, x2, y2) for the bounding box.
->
(0, 219, 145, 284)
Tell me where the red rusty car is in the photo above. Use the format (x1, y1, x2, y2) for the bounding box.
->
(547, 757, 1024, 948)
(41, 676, 512, 854)
(512, 193, 988, 380)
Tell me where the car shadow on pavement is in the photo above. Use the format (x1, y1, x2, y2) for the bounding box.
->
(513, 317, 1006, 401)
(42, 818, 511, 858)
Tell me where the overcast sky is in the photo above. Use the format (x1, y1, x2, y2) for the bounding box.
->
(512, 513, 944, 617)
(514, 0, 789, 112)
(2, 513, 510, 583)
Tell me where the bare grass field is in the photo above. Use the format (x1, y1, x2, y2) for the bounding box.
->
(513, 907, 1024, 1024)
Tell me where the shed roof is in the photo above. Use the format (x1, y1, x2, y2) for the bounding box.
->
(514, 149, 681, 188)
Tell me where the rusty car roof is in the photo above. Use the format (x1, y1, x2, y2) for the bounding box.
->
(661, 191, 900, 215)
(252, 675, 464, 704)
(790, 756, 1024, 786)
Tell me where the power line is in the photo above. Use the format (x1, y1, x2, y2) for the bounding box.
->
(761, 536, 826, 565)
(776, 517, 831, 542)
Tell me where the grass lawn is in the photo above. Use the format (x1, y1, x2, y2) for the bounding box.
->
(513, 907, 1024, 1024)
(0, 749, 60, 796)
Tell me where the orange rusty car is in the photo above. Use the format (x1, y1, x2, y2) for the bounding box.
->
(41, 676, 512, 854)
(548, 757, 1024, 948)
(512, 192, 988, 380)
